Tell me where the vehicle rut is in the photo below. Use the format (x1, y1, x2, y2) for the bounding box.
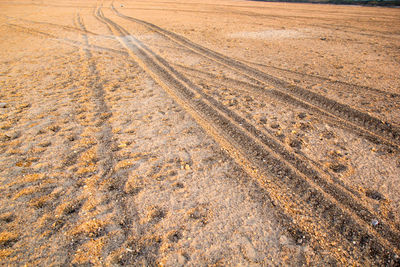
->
(69, 12, 134, 263)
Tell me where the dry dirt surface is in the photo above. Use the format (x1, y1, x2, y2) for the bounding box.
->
(0, 0, 400, 265)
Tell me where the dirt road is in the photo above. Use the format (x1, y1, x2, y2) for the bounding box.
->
(0, 0, 399, 265)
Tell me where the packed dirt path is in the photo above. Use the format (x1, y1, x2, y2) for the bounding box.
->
(1, 0, 400, 265)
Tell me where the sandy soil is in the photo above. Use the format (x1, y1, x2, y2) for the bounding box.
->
(0, 0, 399, 265)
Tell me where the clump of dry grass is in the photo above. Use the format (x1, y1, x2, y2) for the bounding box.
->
(29, 195, 53, 209)
(69, 219, 106, 238)
(72, 137, 97, 150)
(124, 175, 142, 195)
(76, 165, 97, 176)
(79, 147, 98, 164)
(0, 212, 14, 223)
(0, 232, 19, 247)
(115, 159, 136, 171)
(72, 236, 106, 265)
(0, 121, 13, 130)
(142, 206, 165, 224)
(55, 199, 82, 217)
(12, 186, 39, 200)
(0, 248, 13, 259)
(22, 173, 46, 183)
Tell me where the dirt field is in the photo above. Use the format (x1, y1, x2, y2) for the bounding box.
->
(0, 0, 399, 265)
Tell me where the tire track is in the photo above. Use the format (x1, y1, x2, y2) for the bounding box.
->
(111, 5, 400, 150)
(5, 22, 127, 56)
(94, 6, 400, 265)
(67, 13, 135, 263)
(5, 15, 101, 36)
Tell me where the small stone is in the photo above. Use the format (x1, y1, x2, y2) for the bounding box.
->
(0, 103, 7, 108)
(371, 219, 379, 226)
(320, 37, 327, 41)
(175, 182, 184, 188)
(279, 235, 288, 245)
(270, 123, 280, 129)
(330, 163, 347, 173)
(300, 122, 311, 132)
(289, 139, 302, 149)
(5, 131, 20, 140)
(298, 112, 307, 119)
(366, 190, 384, 201)
(167, 231, 182, 243)
(259, 117, 267, 124)
(322, 130, 335, 139)
(118, 143, 127, 148)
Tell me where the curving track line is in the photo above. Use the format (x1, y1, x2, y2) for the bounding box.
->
(4, 22, 127, 56)
(71, 12, 134, 262)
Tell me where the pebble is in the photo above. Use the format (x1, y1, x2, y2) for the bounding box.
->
(259, 116, 267, 124)
(6, 131, 20, 140)
(330, 163, 347, 173)
(371, 219, 379, 226)
(289, 139, 302, 149)
(270, 123, 280, 129)
(298, 112, 307, 119)
(366, 190, 384, 201)
(279, 235, 288, 245)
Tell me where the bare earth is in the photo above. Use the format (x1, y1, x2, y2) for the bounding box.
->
(0, 0, 400, 265)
